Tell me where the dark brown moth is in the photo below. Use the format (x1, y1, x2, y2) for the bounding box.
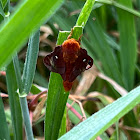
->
(43, 38, 93, 91)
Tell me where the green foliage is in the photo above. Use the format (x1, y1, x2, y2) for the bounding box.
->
(59, 86, 140, 140)
(85, 12, 123, 86)
(0, 1, 4, 22)
(22, 30, 40, 96)
(45, 72, 69, 139)
(45, 26, 83, 140)
(117, 0, 137, 91)
(76, 0, 95, 27)
(6, 61, 23, 140)
(0, 0, 140, 139)
(0, 0, 64, 68)
(1, 0, 65, 139)
(97, 0, 140, 17)
(0, 96, 10, 140)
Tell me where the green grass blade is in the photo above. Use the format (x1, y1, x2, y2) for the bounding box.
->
(20, 30, 40, 139)
(44, 72, 69, 140)
(0, 1, 4, 22)
(104, 34, 120, 51)
(0, 0, 64, 68)
(85, 13, 123, 86)
(76, 0, 95, 27)
(0, 95, 10, 140)
(59, 108, 67, 138)
(59, 86, 140, 140)
(3, 0, 9, 14)
(34, 71, 48, 88)
(45, 26, 83, 140)
(117, 0, 137, 91)
(22, 30, 40, 96)
(97, 0, 140, 17)
(13, 30, 40, 139)
(13, 53, 23, 92)
(1, 0, 8, 9)
(20, 97, 34, 140)
(6, 61, 23, 140)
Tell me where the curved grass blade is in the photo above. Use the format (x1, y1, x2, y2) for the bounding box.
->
(76, 0, 95, 27)
(0, 0, 64, 68)
(59, 86, 140, 140)
(96, 0, 140, 17)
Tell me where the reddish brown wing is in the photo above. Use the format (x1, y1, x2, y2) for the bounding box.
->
(43, 46, 66, 74)
(68, 48, 93, 82)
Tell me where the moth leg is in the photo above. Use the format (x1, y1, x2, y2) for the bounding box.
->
(68, 95, 86, 121)
(67, 28, 74, 39)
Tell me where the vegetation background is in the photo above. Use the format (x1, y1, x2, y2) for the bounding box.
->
(0, 0, 140, 139)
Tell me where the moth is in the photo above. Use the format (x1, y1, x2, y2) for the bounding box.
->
(43, 37, 93, 91)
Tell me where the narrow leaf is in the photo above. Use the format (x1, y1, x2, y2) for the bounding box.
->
(117, 0, 137, 90)
(22, 30, 40, 96)
(0, 95, 10, 140)
(0, 1, 4, 23)
(97, 0, 140, 17)
(6, 61, 23, 140)
(13, 53, 23, 92)
(59, 86, 140, 140)
(45, 26, 83, 140)
(76, 0, 95, 27)
(20, 97, 34, 140)
(45, 72, 69, 140)
(85, 13, 123, 86)
(0, 0, 64, 68)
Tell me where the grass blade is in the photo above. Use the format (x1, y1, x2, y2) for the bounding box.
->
(45, 26, 83, 140)
(13, 53, 23, 92)
(20, 30, 40, 139)
(0, 95, 10, 140)
(59, 86, 140, 140)
(85, 13, 123, 87)
(76, 0, 95, 27)
(22, 30, 40, 96)
(13, 30, 40, 139)
(6, 61, 23, 140)
(44, 72, 69, 140)
(117, 0, 137, 91)
(117, 1, 138, 138)
(0, 1, 4, 22)
(97, 0, 140, 17)
(19, 97, 33, 139)
(0, 0, 64, 68)
(59, 108, 67, 138)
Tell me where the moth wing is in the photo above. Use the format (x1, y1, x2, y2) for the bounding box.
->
(43, 46, 66, 74)
(69, 48, 93, 82)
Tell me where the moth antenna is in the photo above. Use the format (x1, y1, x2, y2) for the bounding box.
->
(67, 28, 83, 45)
(77, 34, 83, 45)
(67, 28, 74, 39)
